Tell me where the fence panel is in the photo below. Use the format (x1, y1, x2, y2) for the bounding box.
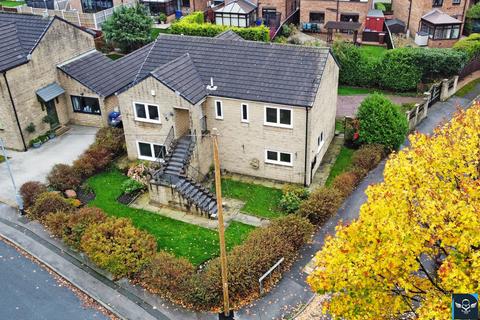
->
(458, 57, 480, 80)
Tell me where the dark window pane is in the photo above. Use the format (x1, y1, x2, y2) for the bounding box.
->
(267, 151, 278, 161)
(148, 105, 159, 121)
(139, 142, 152, 157)
(266, 108, 277, 123)
(280, 153, 291, 163)
(216, 101, 222, 117)
(135, 104, 147, 119)
(310, 12, 324, 23)
(280, 109, 291, 125)
(71, 96, 101, 115)
(153, 144, 166, 159)
(242, 104, 248, 120)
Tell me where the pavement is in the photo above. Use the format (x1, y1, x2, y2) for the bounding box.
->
(0, 238, 108, 320)
(0, 125, 98, 207)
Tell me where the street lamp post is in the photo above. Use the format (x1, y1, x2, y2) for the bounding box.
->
(0, 138, 24, 215)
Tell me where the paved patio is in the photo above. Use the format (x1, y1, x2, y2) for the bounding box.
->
(0, 125, 98, 207)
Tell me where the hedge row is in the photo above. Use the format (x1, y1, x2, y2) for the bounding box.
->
(297, 144, 386, 225)
(332, 41, 468, 92)
(47, 127, 125, 191)
(454, 33, 480, 60)
(170, 11, 270, 42)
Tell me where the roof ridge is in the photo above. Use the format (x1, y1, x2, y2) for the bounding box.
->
(132, 37, 159, 85)
(150, 52, 192, 75)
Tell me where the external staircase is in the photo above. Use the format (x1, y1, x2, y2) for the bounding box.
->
(152, 134, 218, 218)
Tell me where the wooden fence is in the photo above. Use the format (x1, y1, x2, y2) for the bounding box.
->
(458, 57, 480, 80)
(11, 3, 133, 30)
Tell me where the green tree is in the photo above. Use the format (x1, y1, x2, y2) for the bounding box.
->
(356, 93, 408, 150)
(102, 5, 153, 53)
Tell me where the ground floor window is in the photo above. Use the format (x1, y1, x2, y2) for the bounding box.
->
(214, 12, 256, 27)
(81, 0, 113, 13)
(309, 12, 324, 24)
(137, 141, 166, 161)
(141, 0, 175, 16)
(419, 20, 460, 40)
(71, 95, 101, 115)
(265, 149, 293, 166)
(317, 131, 324, 153)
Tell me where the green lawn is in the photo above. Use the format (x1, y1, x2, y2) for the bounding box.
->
(456, 78, 480, 97)
(0, 0, 24, 6)
(220, 178, 284, 219)
(338, 86, 377, 96)
(358, 45, 387, 62)
(335, 118, 344, 133)
(87, 170, 255, 266)
(325, 146, 355, 186)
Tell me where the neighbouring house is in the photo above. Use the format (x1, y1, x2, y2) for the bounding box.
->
(300, 0, 374, 33)
(0, 12, 96, 151)
(392, 0, 470, 47)
(59, 32, 339, 217)
(140, 0, 208, 19)
(214, 0, 257, 27)
(25, 0, 134, 13)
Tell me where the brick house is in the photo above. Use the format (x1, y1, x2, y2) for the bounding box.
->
(300, 0, 374, 32)
(0, 13, 96, 151)
(392, 0, 470, 47)
(60, 31, 339, 216)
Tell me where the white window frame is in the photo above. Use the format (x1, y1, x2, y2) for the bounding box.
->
(241, 103, 249, 123)
(317, 131, 324, 153)
(136, 140, 166, 162)
(264, 106, 293, 128)
(265, 149, 293, 167)
(215, 100, 223, 120)
(133, 101, 161, 124)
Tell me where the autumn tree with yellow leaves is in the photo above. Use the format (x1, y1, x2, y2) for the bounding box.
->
(307, 104, 480, 319)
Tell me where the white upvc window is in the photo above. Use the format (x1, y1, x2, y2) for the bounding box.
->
(215, 100, 223, 119)
(317, 131, 324, 153)
(241, 103, 249, 123)
(133, 102, 161, 124)
(265, 149, 293, 166)
(264, 106, 292, 128)
(136, 141, 166, 161)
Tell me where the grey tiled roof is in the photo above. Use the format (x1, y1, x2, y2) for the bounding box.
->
(0, 13, 52, 72)
(59, 43, 153, 97)
(61, 34, 332, 107)
(215, 30, 244, 41)
(151, 53, 207, 105)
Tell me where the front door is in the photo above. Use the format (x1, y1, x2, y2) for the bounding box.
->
(45, 100, 60, 129)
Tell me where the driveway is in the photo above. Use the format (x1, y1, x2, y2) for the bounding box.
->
(0, 125, 98, 207)
(337, 94, 423, 117)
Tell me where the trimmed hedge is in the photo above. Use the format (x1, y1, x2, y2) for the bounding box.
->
(454, 33, 480, 60)
(47, 164, 82, 191)
(170, 11, 270, 42)
(297, 187, 343, 225)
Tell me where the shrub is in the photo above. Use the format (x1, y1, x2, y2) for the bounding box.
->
(375, 2, 386, 11)
(44, 211, 71, 237)
(81, 217, 157, 278)
(279, 185, 309, 213)
(31, 192, 74, 220)
(454, 33, 480, 60)
(378, 57, 421, 92)
(170, 11, 270, 41)
(126, 162, 152, 185)
(20, 181, 47, 208)
(64, 207, 107, 248)
(281, 23, 293, 37)
(351, 144, 386, 171)
(356, 93, 409, 150)
(332, 41, 378, 87)
(94, 127, 125, 156)
(158, 13, 167, 23)
(47, 164, 82, 191)
(297, 187, 343, 225)
(121, 178, 145, 194)
(332, 171, 359, 197)
(137, 251, 196, 303)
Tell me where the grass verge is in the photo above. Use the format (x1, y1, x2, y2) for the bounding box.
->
(220, 178, 284, 219)
(456, 78, 480, 97)
(88, 170, 254, 266)
(325, 146, 355, 186)
(0, 0, 24, 6)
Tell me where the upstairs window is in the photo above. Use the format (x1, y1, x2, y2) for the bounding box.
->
(134, 102, 160, 123)
(215, 100, 223, 119)
(71, 96, 101, 115)
(241, 103, 249, 122)
(452, 0, 460, 4)
(432, 0, 443, 6)
(264, 106, 292, 128)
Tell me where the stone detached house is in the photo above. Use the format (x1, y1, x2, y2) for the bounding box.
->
(392, 0, 470, 47)
(0, 13, 97, 151)
(60, 31, 339, 217)
(300, 0, 374, 32)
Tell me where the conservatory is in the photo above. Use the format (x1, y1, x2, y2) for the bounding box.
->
(214, 0, 257, 28)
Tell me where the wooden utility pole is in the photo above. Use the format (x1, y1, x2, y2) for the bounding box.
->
(212, 128, 230, 318)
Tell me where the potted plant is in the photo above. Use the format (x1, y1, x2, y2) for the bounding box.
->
(25, 122, 36, 134)
(31, 138, 42, 148)
(158, 13, 167, 24)
(39, 134, 49, 143)
(48, 129, 56, 139)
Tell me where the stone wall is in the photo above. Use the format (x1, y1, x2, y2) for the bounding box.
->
(0, 76, 24, 150)
(300, 0, 373, 31)
(0, 18, 95, 150)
